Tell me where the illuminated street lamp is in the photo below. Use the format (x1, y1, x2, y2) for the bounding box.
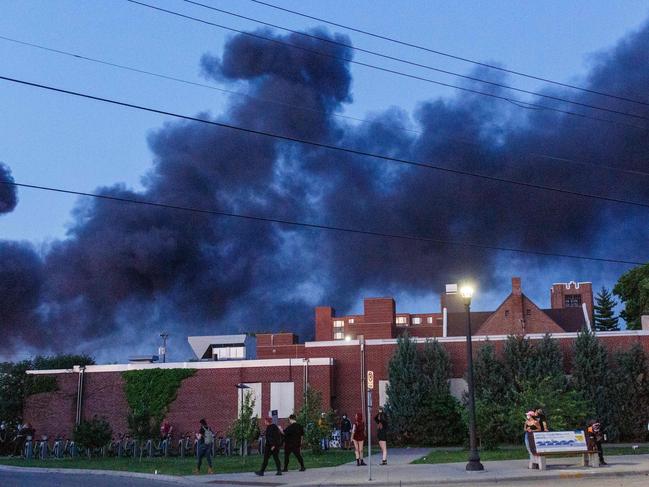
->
(460, 284, 484, 471)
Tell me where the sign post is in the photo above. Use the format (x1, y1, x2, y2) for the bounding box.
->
(367, 371, 374, 481)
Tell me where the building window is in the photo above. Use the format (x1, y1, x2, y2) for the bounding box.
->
(526, 309, 531, 316)
(348, 318, 354, 324)
(379, 380, 389, 407)
(333, 319, 345, 327)
(427, 316, 433, 324)
(565, 294, 582, 307)
(396, 316, 408, 325)
(270, 382, 295, 418)
(412, 317, 422, 325)
(334, 331, 345, 340)
(505, 310, 510, 318)
(238, 383, 262, 418)
(213, 346, 245, 360)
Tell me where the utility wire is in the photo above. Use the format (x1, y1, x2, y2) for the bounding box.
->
(2, 74, 649, 211)
(0, 179, 643, 266)
(3, 34, 649, 179)
(126, 0, 647, 131)
(248, 0, 649, 108)
(182, 0, 649, 123)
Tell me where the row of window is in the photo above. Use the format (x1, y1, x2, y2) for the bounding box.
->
(238, 382, 295, 419)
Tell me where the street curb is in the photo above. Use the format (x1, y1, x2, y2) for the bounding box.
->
(0, 464, 193, 484)
(306, 468, 649, 487)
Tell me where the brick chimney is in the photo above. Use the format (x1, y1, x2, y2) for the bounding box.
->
(512, 277, 522, 296)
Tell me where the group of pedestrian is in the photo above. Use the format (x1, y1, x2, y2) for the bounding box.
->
(255, 414, 306, 476)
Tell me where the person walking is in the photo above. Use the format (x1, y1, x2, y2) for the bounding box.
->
(374, 407, 389, 465)
(194, 419, 214, 474)
(256, 417, 283, 476)
(282, 414, 305, 472)
(351, 412, 366, 466)
(340, 413, 352, 450)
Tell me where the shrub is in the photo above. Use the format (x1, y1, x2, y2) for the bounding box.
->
(73, 416, 112, 456)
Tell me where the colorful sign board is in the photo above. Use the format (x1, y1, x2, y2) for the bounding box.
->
(533, 430, 588, 453)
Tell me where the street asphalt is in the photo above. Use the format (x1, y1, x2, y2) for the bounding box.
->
(1, 450, 649, 486)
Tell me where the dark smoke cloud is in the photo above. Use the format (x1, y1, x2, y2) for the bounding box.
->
(2, 22, 649, 359)
(0, 162, 18, 214)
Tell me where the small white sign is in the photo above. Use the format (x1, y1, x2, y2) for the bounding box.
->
(367, 370, 374, 390)
(533, 430, 588, 453)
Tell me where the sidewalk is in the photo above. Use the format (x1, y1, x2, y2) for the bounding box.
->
(187, 451, 649, 486)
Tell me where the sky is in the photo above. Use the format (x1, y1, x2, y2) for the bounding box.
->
(1, 1, 648, 362)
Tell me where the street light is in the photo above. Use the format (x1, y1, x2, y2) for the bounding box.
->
(235, 383, 251, 456)
(460, 284, 484, 471)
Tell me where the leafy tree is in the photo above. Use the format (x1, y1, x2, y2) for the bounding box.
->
(384, 333, 423, 445)
(419, 339, 451, 396)
(418, 339, 466, 446)
(73, 416, 112, 457)
(613, 263, 649, 330)
(571, 330, 611, 430)
(0, 354, 95, 424)
(228, 390, 259, 455)
(594, 287, 619, 331)
(473, 344, 511, 448)
(503, 335, 536, 391)
(531, 333, 566, 388)
(297, 387, 328, 454)
(608, 344, 649, 441)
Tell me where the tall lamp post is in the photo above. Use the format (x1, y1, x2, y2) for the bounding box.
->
(460, 284, 484, 471)
(235, 383, 250, 456)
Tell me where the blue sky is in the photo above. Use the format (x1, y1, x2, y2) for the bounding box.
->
(1, 1, 647, 360)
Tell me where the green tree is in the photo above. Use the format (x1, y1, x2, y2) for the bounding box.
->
(613, 263, 649, 330)
(473, 344, 511, 448)
(297, 387, 328, 454)
(384, 333, 423, 445)
(571, 330, 611, 431)
(594, 287, 620, 331)
(503, 335, 536, 391)
(228, 390, 259, 455)
(73, 416, 113, 458)
(609, 344, 649, 441)
(0, 354, 95, 424)
(531, 333, 566, 388)
(418, 339, 466, 446)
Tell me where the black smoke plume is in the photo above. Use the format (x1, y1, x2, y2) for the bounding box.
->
(0, 162, 17, 214)
(1, 22, 648, 360)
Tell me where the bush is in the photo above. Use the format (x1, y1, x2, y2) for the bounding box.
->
(73, 416, 112, 456)
(297, 387, 328, 454)
(227, 390, 260, 453)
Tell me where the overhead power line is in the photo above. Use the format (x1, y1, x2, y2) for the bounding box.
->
(248, 0, 649, 108)
(2, 74, 649, 210)
(182, 0, 649, 123)
(126, 0, 647, 131)
(3, 34, 649, 179)
(0, 179, 643, 266)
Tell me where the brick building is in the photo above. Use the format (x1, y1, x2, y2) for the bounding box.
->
(24, 277, 649, 442)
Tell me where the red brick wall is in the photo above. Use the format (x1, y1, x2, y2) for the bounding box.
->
(23, 363, 333, 443)
(315, 306, 334, 341)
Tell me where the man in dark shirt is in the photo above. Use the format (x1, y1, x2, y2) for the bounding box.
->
(282, 414, 305, 472)
(256, 417, 283, 476)
(340, 413, 352, 450)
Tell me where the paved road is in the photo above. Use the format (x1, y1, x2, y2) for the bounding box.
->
(0, 470, 185, 487)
